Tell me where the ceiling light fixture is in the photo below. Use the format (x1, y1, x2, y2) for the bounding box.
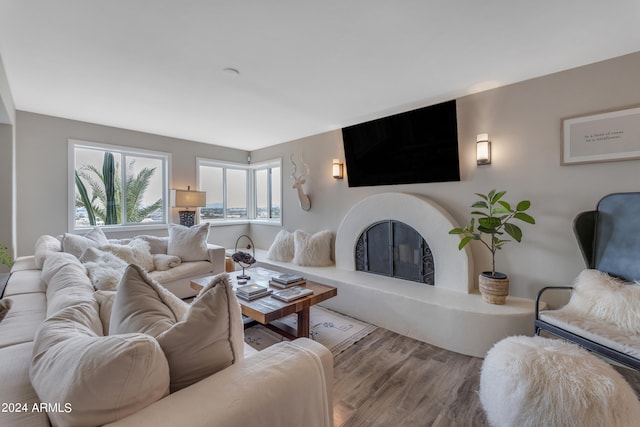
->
(222, 67, 240, 76)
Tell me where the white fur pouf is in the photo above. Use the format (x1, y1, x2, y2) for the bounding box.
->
(480, 336, 640, 427)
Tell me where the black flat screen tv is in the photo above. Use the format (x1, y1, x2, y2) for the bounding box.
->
(342, 100, 459, 187)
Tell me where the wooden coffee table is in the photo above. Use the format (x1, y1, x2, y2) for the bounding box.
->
(190, 271, 337, 339)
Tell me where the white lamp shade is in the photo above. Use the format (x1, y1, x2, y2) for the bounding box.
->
(171, 189, 207, 208)
(476, 134, 491, 165)
(332, 159, 343, 179)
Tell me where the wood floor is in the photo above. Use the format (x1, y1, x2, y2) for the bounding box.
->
(332, 328, 640, 427)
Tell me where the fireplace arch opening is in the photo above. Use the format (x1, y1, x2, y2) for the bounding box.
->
(355, 220, 434, 285)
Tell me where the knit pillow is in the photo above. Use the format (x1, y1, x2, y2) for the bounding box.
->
(99, 239, 155, 272)
(292, 230, 334, 267)
(167, 223, 209, 262)
(61, 227, 109, 258)
(267, 230, 295, 262)
(133, 235, 169, 254)
(109, 266, 244, 392)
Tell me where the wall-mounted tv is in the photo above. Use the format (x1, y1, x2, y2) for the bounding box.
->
(342, 100, 459, 187)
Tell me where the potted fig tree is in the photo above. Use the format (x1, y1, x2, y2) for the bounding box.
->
(449, 190, 535, 304)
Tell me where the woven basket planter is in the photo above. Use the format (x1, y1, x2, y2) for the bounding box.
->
(479, 272, 509, 305)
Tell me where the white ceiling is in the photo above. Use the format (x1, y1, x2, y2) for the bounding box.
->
(0, 1, 639, 151)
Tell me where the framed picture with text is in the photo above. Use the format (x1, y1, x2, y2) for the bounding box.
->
(562, 106, 640, 165)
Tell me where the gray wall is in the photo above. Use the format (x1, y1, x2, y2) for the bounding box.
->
(15, 112, 250, 254)
(250, 51, 640, 300)
(9, 51, 640, 297)
(0, 123, 14, 272)
(0, 52, 15, 271)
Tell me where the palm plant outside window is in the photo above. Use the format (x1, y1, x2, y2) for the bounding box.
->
(72, 142, 169, 228)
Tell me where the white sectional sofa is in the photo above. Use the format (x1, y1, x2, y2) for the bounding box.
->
(35, 224, 227, 299)
(0, 238, 333, 426)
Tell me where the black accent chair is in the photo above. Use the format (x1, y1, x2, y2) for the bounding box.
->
(534, 192, 640, 370)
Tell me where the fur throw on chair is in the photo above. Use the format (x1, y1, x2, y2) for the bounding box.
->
(565, 269, 640, 334)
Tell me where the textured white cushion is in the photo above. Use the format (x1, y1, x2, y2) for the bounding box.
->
(100, 239, 155, 272)
(61, 226, 109, 258)
(267, 229, 295, 262)
(480, 335, 640, 427)
(110, 266, 244, 392)
(30, 302, 170, 427)
(292, 230, 334, 266)
(34, 235, 62, 268)
(566, 269, 640, 334)
(167, 223, 210, 262)
(133, 235, 169, 254)
(80, 248, 128, 291)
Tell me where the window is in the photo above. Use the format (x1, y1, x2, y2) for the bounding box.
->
(198, 158, 281, 224)
(70, 140, 170, 230)
(254, 162, 281, 220)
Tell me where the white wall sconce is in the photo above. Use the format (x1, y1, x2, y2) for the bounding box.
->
(476, 133, 491, 165)
(332, 159, 344, 179)
(170, 186, 207, 227)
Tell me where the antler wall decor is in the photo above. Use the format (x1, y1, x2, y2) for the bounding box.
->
(290, 153, 311, 211)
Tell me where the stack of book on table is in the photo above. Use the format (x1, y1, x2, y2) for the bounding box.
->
(236, 283, 271, 301)
(269, 273, 306, 288)
(271, 286, 313, 302)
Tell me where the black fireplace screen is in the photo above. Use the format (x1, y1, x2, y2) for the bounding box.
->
(355, 220, 434, 285)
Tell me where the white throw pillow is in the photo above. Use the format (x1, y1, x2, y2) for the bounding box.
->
(110, 266, 244, 392)
(29, 302, 170, 427)
(167, 223, 210, 262)
(566, 269, 640, 334)
(133, 235, 169, 254)
(267, 229, 295, 262)
(292, 230, 334, 266)
(61, 227, 109, 258)
(100, 239, 155, 272)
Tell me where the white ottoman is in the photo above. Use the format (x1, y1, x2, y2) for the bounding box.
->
(480, 336, 640, 427)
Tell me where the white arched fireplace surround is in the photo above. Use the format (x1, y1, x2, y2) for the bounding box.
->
(256, 192, 538, 357)
(334, 192, 473, 293)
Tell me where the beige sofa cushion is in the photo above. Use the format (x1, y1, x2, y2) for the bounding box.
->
(95, 290, 116, 335)
(0, 293, 47, 349)
(30, 302, 170, 427)
(34, 234, 62, 268)
(167, 223, 209, 262)
(42, 254, 95, 318)
(110, 266, 244, 392)
(61, 226, 109, 258)
(2, 270, 46, 296)
(0, 342, 49, 427)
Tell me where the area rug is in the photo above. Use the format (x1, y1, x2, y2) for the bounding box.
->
(244, 306, 377, 356)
